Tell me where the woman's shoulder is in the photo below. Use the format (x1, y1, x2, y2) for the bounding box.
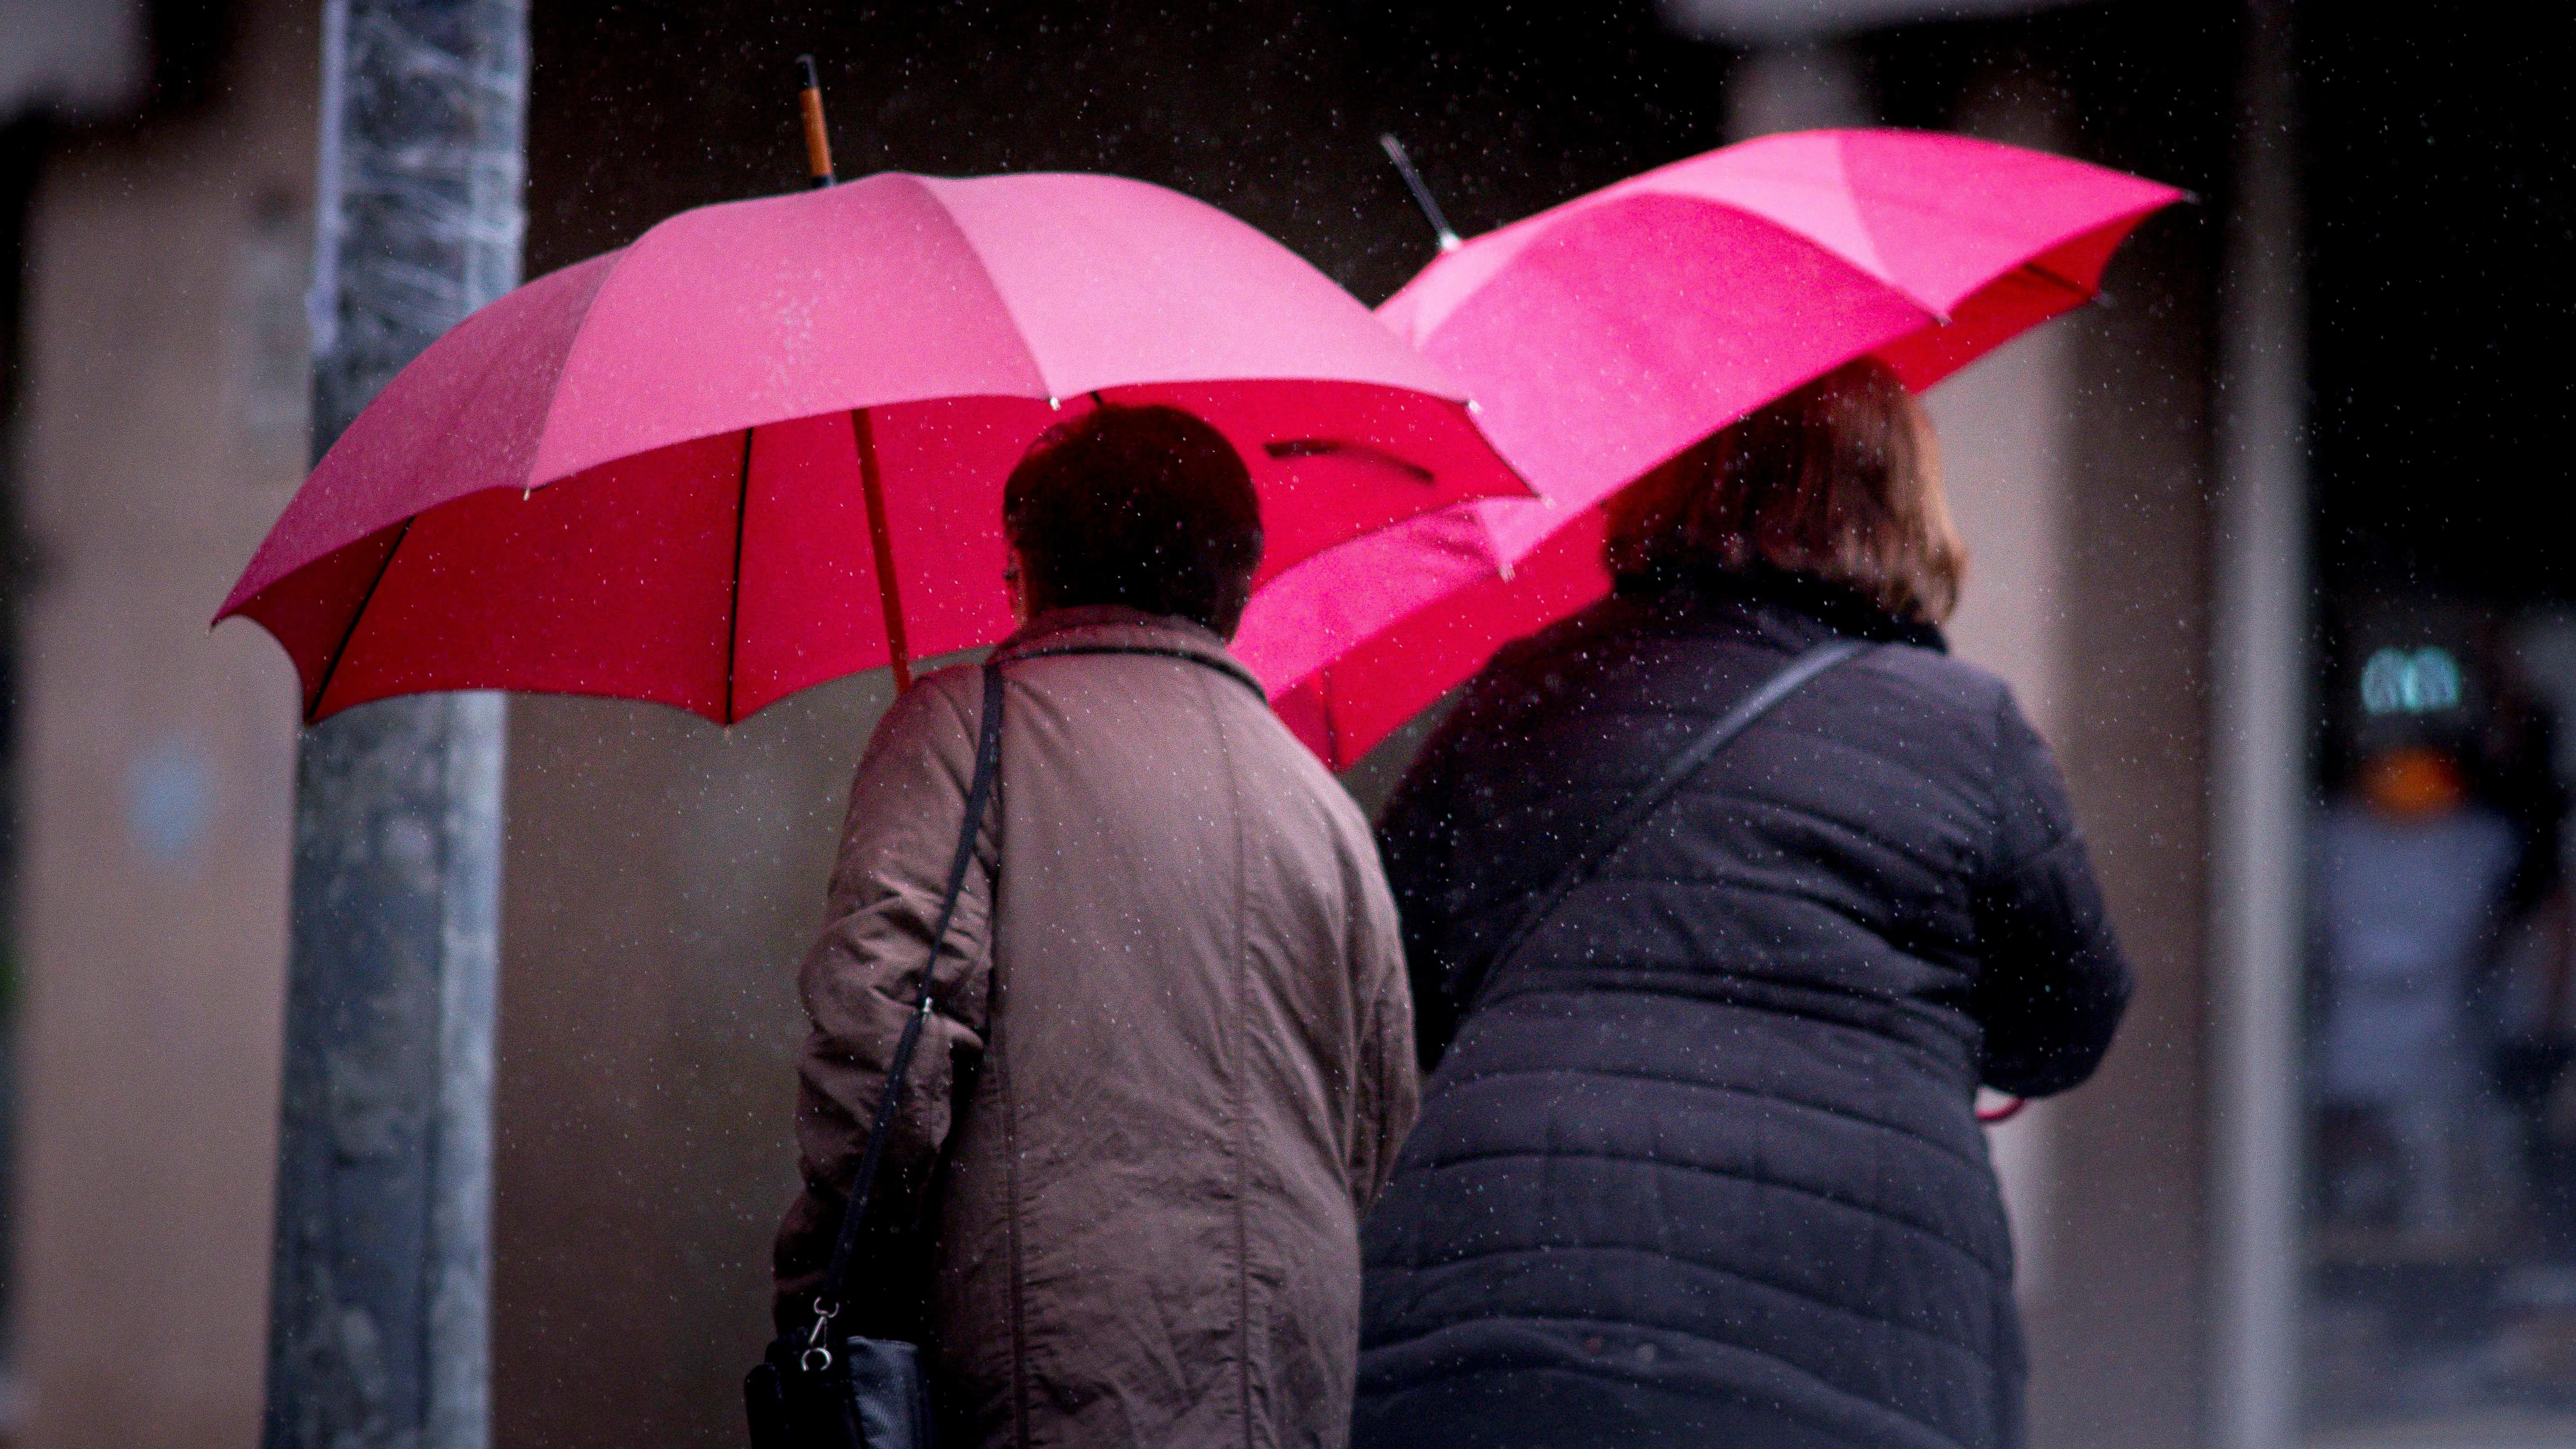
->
(857, 663, 987, 771)
(1840, 636, 2019, 722)
(1835, 645, 2065, 798)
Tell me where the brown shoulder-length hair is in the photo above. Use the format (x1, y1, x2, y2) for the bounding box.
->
(1602, 357, 1966, 626)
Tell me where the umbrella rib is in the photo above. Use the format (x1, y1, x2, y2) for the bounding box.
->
(306, 514, 415, 725)
(724, 427, 753, 724)
(908, 176, 1054, 396)
(2018, 260, 2097, 305)
(852, 409, 913, 693)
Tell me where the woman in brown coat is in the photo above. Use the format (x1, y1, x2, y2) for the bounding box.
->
(775, 405, 1420, 1449)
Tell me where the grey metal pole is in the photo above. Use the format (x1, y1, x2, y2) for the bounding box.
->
(2208, 1, 2307, 1446)
(262, 4, 525, 1448)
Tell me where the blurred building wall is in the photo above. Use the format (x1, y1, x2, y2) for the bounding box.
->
(6, 1, 314, 1444)
(493, 680, 879, 1439)
(0, 0, 148, 122)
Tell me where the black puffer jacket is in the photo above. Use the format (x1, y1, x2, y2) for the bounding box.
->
(1353, 571, 2130, 1449)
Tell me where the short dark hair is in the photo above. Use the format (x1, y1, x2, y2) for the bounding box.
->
(1002, 403, 1265, 637)
(1602, 358, 1966, 626)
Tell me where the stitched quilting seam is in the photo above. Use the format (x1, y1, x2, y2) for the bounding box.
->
(1432, 1059, 1990, 1180)
(1402, 1144, 2009, 1277)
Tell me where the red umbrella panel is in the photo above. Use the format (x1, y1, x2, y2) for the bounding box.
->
(219, 170, 1529, 724)
(1236, 129, 2185, 769)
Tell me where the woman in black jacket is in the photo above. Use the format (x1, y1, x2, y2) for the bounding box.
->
(1353, 359, 2131, 1449)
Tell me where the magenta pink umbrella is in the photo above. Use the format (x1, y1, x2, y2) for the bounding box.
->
(1236, 128, 2184, 768)
(217, 170, 1527, 723)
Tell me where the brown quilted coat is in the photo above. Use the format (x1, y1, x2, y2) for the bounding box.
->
(776, 606, 1420, 1449)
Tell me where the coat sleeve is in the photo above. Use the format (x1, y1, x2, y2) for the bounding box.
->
(774, 673, 998, 1337)
(1969, 692, 2134, 1098)
(1345, 828, 1421, 1210)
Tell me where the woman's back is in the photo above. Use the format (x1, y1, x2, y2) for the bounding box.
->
(1354, 572, 2130, 1449)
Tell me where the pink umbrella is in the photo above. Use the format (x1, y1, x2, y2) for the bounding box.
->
(218, 170, 1528, 724)
(1236, 128, 2184, 768)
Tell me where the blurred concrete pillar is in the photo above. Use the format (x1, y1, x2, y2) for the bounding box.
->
(261, 4, 524, 1448)
(2207, 2, 2306, 1446)
(1926, 72, 2080, 1307)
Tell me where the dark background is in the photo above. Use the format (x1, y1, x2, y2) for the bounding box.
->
(2305, 7, 2576, 604)
(521, 2, 2235, 301)
(523, 0, 2576, 606)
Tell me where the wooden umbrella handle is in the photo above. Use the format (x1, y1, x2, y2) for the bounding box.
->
(798, 55, 835, 188)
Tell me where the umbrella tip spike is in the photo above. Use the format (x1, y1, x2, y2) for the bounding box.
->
(1379, 132, 1464, 256)
(1048, 396, 1060, 410)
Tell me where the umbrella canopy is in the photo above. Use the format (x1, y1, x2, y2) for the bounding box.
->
(1236, 128, 2184, 768)
(219, 169, 1528, 724)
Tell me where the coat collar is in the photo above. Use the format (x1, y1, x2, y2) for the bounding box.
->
(1615, 565, 1949, 653)
(990, 606, 1268, 696)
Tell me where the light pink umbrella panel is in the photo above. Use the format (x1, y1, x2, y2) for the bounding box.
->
(1236, 129, 2184, 768)
(218, 170, 1528, 724)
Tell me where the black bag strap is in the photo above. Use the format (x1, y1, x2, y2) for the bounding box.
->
(811, 661, 1006, 1328)
(1463, 639, 1868, 1019)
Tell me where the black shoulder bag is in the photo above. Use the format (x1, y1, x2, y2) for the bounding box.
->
(1461, 640, 1866, 1020)
(746, 662, 1005, 1449)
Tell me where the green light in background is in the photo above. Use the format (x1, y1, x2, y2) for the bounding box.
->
(2361, 646, 2463, 716)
